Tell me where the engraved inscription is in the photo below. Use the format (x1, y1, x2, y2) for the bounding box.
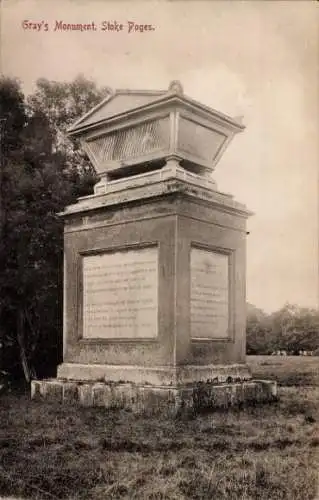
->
(191, 248, 229, 339)
(82, 247, 158, 339)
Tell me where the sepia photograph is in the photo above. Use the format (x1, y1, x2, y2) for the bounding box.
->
(0, 0, 318, 498)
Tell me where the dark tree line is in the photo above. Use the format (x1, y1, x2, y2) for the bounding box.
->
(0, 75, 109, 381)
(246, 303, 319, 355)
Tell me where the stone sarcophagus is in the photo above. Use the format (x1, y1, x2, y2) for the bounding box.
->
(71, 80, 242, 188)
(31, 81, 276, 414)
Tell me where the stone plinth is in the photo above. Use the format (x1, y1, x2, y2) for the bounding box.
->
(31, 379, 277, 416)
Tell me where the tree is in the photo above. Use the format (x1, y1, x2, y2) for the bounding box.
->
(0, 77, 29, 377)
(0, 75, 108, 381)
(268, 304, 319, 353)
(27, 74, 111, 181)
(246, 302, 319, 355)
(246, 303, 273, 354)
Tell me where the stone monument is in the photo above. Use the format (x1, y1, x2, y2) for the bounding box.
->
(31, 81, 276, 415)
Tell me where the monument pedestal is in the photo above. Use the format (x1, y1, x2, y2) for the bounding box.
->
(31, 174, 277, 414)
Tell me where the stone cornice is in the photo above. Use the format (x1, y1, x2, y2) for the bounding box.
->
(59, 177, 253, 220)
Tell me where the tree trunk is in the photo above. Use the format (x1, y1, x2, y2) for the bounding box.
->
(17, 309, 32, 383)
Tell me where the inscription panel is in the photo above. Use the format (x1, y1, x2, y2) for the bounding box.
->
(191, 247, 229, 339)
(82, 246, 158, 339)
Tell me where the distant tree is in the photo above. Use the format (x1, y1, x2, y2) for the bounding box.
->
(268, 304, 319, 353)
(0, 75, 109, 381)
(246, 302, 319, 355)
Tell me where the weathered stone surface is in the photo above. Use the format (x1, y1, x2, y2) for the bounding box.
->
(57, 363, 252, 386)
(31, 379, 277, 416)
(30, 380, 42, 400)
(44, 382, 63, 403)
(92, 383, 112, 407)
(63, 383, 79, 404)
(82, 246, 158, 340)
(190, 247, 229, 340)
(78, 384, 94, 406)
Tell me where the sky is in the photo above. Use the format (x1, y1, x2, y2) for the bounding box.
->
(1, 0, 318, 313)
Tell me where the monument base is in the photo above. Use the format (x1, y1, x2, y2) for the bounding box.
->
(31, 378, 277, 417)
(57, 362, 253, 386)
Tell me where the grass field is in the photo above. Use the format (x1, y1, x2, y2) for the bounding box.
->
(248, 355, 319, 387)
(0, 356, 318, 499)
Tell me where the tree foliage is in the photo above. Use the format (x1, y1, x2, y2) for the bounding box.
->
(246, 303, 319, 354)
(27, 75, 111, 179)
(0, 75, 108, 380)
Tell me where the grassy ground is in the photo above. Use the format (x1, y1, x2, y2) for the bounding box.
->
(0, 357, 318, 499)
(248, 355, 319, 387)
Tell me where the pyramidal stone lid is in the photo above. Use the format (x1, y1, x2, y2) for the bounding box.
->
(68, 87, 168, 131)
(67, 81, 245, 180)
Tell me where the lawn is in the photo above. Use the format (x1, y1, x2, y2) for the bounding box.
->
(248, 355, 319, 387)
(0, 357, 318, 500)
